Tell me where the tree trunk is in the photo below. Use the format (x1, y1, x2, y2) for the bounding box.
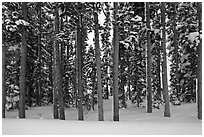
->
(127, 55, 131, 100)
(75, 33, 78, 109)
(161, 2, 170, 117)
(156, 50, 161, 98)
(36, 2, 42, 107)
(173, 3, 179, 98)
(19, 2, 27, 118)
(113, 2, 119, 121)
(145, 2, 152, 113)
(2, 40, 6, 118)
(76, 4, 84, 120)
(93, 5, 104, 121)
(197, 2, 202, 120)
(55, 8, 65, 120)
(49, 40, 53, 104)
(53, 8, 59, 119)
(91, 68, 96, 111)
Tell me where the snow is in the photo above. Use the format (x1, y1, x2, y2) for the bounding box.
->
(2, 97, 202, 135)
(8, 44, 20, 51)
(131, 15, 142, 22)
(188, 32, 199, 43)
(15, 19, 30, 26)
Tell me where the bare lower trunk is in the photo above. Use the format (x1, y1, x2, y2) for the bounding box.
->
(19, 2, 27, 119)
(145, 2, 152, 113)
(197, 2, 202, 120)
(76, 4, 84, 120)
(94, 6, 104, 121)
(2, 41, 6, 118)
(113, 2, 119, 121)
(161, 2, 170, 117)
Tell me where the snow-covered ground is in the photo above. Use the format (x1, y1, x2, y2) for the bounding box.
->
(2, 97, 202, 135)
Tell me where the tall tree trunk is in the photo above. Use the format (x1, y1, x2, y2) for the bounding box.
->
(53, 8, 59, 119)
(49, 39, 53, 104)
(77, 4, 84, 120)
(156, 50, 161, 98)
(105, 67, 109, 99)
(127, 55, 131, 100)
(113, 2, 119, 121)
(37, 2, 42, 107)
(145, 2, 152, 113)
(197, 2, 202, 120)
(161, 2, 170, 117)
(93, 5, 104, 121)
(19, 2, 27, 118)
(91, 71, 96, 110)
(2, 39, 6, 118)
(55, 7, 65, 120)
(173, 3, 179, 98)
(74, 32, 78, 109)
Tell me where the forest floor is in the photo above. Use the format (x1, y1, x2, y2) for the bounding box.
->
(2, 96, 202, 135)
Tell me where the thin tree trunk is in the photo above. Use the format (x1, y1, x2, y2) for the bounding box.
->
(55, 8, 65, 120)
(127, 55, 131, 100)
(75, 32, 78, 109)
(197, 2, 202, 120)
(76, 5, 83, 120)
(156, 50, 161, 98)
(19, 2, 27, 118)
(49, 41, 53, 104)
(173, 3, 179, 98)
(37, 2, 42, 107)
(93, 5, 104, 121)
(53, 8, 59, 119)
(161, 2, 170, 117)
(2, 40, 6, 118)
(145, 2, 152, 113)
(113, 2, 119, 121)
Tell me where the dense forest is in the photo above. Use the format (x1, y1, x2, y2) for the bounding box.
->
(2, 2, 202, 121)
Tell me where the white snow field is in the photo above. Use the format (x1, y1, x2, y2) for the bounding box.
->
(2, 97, 202, 135)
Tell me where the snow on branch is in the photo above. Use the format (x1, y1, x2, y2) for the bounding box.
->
(15, 19, 30, 26)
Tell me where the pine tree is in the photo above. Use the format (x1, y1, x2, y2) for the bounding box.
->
(93, 3, 104, 121)
(19, 2, 27, 118)
(53, 4, 59, 119)
(113, 2, 119, 121)
(197, 2, 202, 120)
(161, 2, 170, 117)
(2, 37, 6, 118)
(145, 2, 152, 113)
(37, 2, 42, 107)
(173, 3, 179, 98)
(77, 2, 84, 121)
(54, 6, 65, 120)
(101, 2, 112, 100)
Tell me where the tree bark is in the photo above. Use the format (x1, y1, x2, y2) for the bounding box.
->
(19, 2, 27, 118)
(36, 2, 42, 107)
(77, 3, 84, 120)
(156, 49, 161, 98)
(161, 2, 170, 117)
(197, 2, 202, 120)
(49, 38, 53, 104)
(113, 2, 119, 121)
(55, 7, 65, 120)
(53, 7, 59, 119)
(145, 2, 152, 113)
(93, 5, 104, 121)
(173, 3, 179, 98)
(2, 39, 6, 118)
